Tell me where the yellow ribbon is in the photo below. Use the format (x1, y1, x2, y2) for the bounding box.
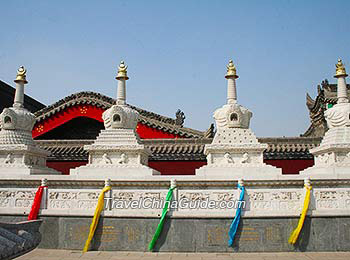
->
(83, 185, 111, 252)
(288, 185, 312, 245)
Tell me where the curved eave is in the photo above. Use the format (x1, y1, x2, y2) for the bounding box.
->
(306, 93, 315, 110)
(33, 91, 205, 139)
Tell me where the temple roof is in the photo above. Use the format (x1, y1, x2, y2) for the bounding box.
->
(0, 80, 45, 113)
(37, 137, 321, 161)
(34, 91, 207, 138)
(303, 79, 350, 138)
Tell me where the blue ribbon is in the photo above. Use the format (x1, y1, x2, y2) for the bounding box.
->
(228, 183, 245, 246)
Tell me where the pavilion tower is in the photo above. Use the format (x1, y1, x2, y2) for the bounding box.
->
(71, 61, 159, 178)
(0, 66, 59, 175)
(196, 59, 281, 179)
(300, 59, 350, 179)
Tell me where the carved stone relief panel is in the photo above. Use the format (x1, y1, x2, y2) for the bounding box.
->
(0, 188, 36, 209)
(245, 189, 303, 213)
(314, 188, 350, 210)
(48, 190, 100, 210)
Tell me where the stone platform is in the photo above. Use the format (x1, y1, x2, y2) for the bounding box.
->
(15, 249, 350, 260)
(1, 215, 350, 252)
(1, 177, 350, 252)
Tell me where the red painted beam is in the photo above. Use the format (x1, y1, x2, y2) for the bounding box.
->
(33, 105, 104, 138)
(33, 104, 182, 139)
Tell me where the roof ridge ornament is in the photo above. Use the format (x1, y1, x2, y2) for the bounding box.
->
(225, 60, 238, 79)
(335, 59, 348, 78)
(175, 109, 185, 126)
(14, 66, 28, 84)
(116, 60, 129, 80)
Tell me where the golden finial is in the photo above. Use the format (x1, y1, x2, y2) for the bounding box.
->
(14, 66, 28, 84)
(335, 59, 348, 78)
(225, 60, 239, 79)
(116, 60, 129, 80)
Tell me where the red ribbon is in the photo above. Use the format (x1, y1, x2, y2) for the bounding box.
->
(28, 186, 47, 220)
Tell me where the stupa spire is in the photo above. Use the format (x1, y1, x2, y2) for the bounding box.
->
(0, 66, 59, 175)
(13, 66, 28, 108)
(300, 59, 350, 179)
(115, 60, 129, 105)
(196, 59, 281, 179)
(334, 59, 348, 104)
(225, 60, 239, 104)
(72, 61, 158, 177)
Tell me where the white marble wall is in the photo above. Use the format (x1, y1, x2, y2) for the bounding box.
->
(1, 179, 349, 218)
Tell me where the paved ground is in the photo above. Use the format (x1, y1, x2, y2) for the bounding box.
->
(15, 249, 350, 260)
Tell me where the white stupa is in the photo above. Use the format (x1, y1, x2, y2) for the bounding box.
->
(71, 61, 160, 179)
(196, 60, 281, 180)
(300, 59, 350, 179)
(0, 66, 60, 175)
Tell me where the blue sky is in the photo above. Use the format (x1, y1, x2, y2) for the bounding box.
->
(1, 0, 350, 137)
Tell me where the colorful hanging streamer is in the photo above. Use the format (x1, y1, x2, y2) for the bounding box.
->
(148, 186, 175, 251)
(228, 183, 245, 246)
(28, 185, 47, 220)
(288, 184, 312, 245)
(83, 185, 111, 252)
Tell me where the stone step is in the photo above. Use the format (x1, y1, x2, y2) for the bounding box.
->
(100, 131, 137, 135)
(0, 220, 42, 260)
(96, 134, 138, 138)
(94, 140, 141, 144)
(99, 132, 137, 135)
(0, 234, 17, 256)
(0, 226, 27, 248)
(96, 136, 138, 139)
(18, 230, 35, 246)
(94, 139, 141, 144)
(0, 243, 8, 258)
(91, 139, 142, 144)
(97, 135, 138, 139)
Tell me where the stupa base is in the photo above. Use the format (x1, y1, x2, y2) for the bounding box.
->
(195, 164, 282, 180)
(70, 164, 160, 180)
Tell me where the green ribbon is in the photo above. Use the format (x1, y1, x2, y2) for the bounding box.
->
(148, 187, 175, 251)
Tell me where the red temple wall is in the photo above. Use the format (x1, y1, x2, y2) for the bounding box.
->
(47, 161, 87, 175)
(264, 159, 314, 174)
(47, 159, 315, 175)
(148, 161, 207, 175)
